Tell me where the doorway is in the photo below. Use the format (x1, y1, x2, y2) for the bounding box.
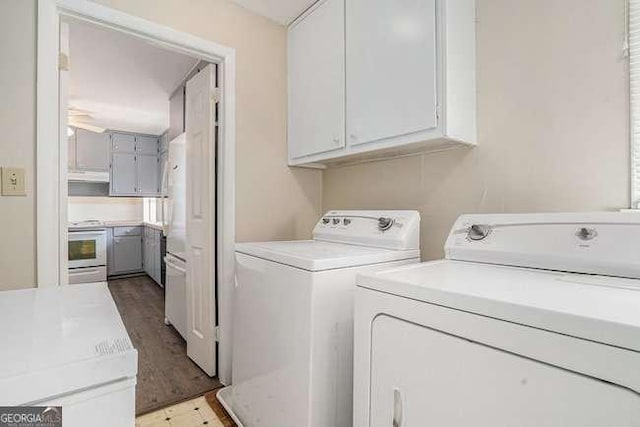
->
(36, 0, 236, 399)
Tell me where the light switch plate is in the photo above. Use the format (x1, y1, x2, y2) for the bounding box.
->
(1, 167, 27, 196)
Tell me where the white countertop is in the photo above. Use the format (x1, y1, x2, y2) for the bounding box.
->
(68, 220, 164, 231)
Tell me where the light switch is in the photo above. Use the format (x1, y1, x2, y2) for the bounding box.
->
(1, 167, 27, 196)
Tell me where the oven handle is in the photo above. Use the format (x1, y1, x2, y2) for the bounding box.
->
(69, 230, 106, 237)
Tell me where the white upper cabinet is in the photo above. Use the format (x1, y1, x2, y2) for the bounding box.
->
(288, 0, 345, 160)
(347, 0, 437, 147)
(287, 0, 477, 167)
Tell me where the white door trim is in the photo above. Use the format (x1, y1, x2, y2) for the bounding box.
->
(36, 0, 236, 385)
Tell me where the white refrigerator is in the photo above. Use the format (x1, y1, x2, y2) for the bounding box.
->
(162, 133, 188, 339)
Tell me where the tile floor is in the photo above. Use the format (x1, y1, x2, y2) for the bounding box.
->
(136, 396, 224, 427)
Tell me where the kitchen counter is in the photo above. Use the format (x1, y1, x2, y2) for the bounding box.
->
(68, 220, 164, 231)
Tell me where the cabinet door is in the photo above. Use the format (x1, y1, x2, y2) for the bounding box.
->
(288, 0, 345, 160)
(154, 230, 162, 284)
(110, 152, 137, 195)
(346, 0, 438, 147)
(136, 135, 159, 155)
(137, 154, 159, 195)
(75, 128, 109, 172)
(111, 132, 136, 152)
(112, 235, 142, 274)
(169, 86, 185, 140)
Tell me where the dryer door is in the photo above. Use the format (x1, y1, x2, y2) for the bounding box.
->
(369, 315, 640, 427)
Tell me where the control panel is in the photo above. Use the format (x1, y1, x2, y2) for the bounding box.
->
(444, 212, 640, 279)
(313, 210, 420, 250)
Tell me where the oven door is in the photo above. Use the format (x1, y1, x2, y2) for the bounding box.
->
(68, 230, 107, 268)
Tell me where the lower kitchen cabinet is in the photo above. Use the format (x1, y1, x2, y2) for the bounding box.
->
(144, 226, 163, 286)
(107, 225, 164, 283)
(108, 227, 143, 276)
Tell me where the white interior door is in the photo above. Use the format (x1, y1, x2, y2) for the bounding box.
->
(58, 20, 70, 286)
(186, 64, 217, 376)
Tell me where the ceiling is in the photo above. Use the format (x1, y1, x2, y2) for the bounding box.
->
(68, 20, 198, 135)
(232, 0, 317, 25)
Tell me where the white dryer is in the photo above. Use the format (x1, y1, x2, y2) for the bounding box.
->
(354, 212, 640, 427)
(218, 210, 421, 427)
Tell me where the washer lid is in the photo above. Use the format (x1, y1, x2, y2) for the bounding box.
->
(357, 260, 640, 352)
(235, 240, 420, 271)
(0, 283, 138, 405)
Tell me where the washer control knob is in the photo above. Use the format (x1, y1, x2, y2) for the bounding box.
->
(576, 227, 597, 241)
(322, 218, 330, 225)
(343, 218, 352, 226)
(378, 217, 394, 231)
(467, 224, 491, 241)
(332, 218, 341, 225)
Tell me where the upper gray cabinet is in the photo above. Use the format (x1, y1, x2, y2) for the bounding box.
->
(287, 0, 477, 167)
(110, 152, 137, 195)
(136, 135, 159, 155)
(169, 86, 185, 141)
(137, 154, 160, 195)
(68, 128, 109, 172)
(112, 132, 136, 152)
(75, 128, 110, 172)
(109, 131, 161, 197)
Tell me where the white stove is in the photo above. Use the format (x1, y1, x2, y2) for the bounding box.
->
(68, 220, 107, 284)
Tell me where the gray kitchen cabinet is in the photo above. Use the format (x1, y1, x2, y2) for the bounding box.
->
(75, 128, 110, 172)
(137, 154, 159, 195)
(136, 135, 159, 155)
(110, 152, 137, 195)
(111, 132, 136, 152)
(109, 131, 161, 197)
(112, 232, 143, 274)
(143, 226, 163, 286)
(159, 132, 169, 154)
(169, 86, 185, 140)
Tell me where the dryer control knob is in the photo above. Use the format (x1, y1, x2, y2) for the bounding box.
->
(468, 224, 491, 241)
(378, 217, 394, 231)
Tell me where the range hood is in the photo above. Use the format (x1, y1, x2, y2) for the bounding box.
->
(68, 170, 110, 183)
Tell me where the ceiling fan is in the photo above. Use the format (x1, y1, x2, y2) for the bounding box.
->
(68, 106, 106, 134)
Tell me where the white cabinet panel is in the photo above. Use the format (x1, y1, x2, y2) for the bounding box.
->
(346, 0, 438, 147)
(369, 315, 640, 427)
(288, 0, 345, 160)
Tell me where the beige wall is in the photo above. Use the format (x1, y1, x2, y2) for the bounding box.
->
(324, 0, 630, 261)
(0, 0, 37, 290)
(90, 0, 323, 242)
(0, 0, 322, 289)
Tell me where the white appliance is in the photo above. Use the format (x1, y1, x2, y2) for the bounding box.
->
(68, 220, 107, 284)
(0, 283, 138, 427)
(218, 210, 421, 427)
(162, 133, 187, 338)
(354, 212, 640, 427)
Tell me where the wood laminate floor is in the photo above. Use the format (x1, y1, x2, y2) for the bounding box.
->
(109, 276, 222, 415)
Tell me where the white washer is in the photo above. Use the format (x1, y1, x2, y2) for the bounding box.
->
(218, 210, 421, 427)
(354, 212, 640, 427)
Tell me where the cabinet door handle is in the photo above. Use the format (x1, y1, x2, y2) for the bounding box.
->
(392, 388, 403, 427)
